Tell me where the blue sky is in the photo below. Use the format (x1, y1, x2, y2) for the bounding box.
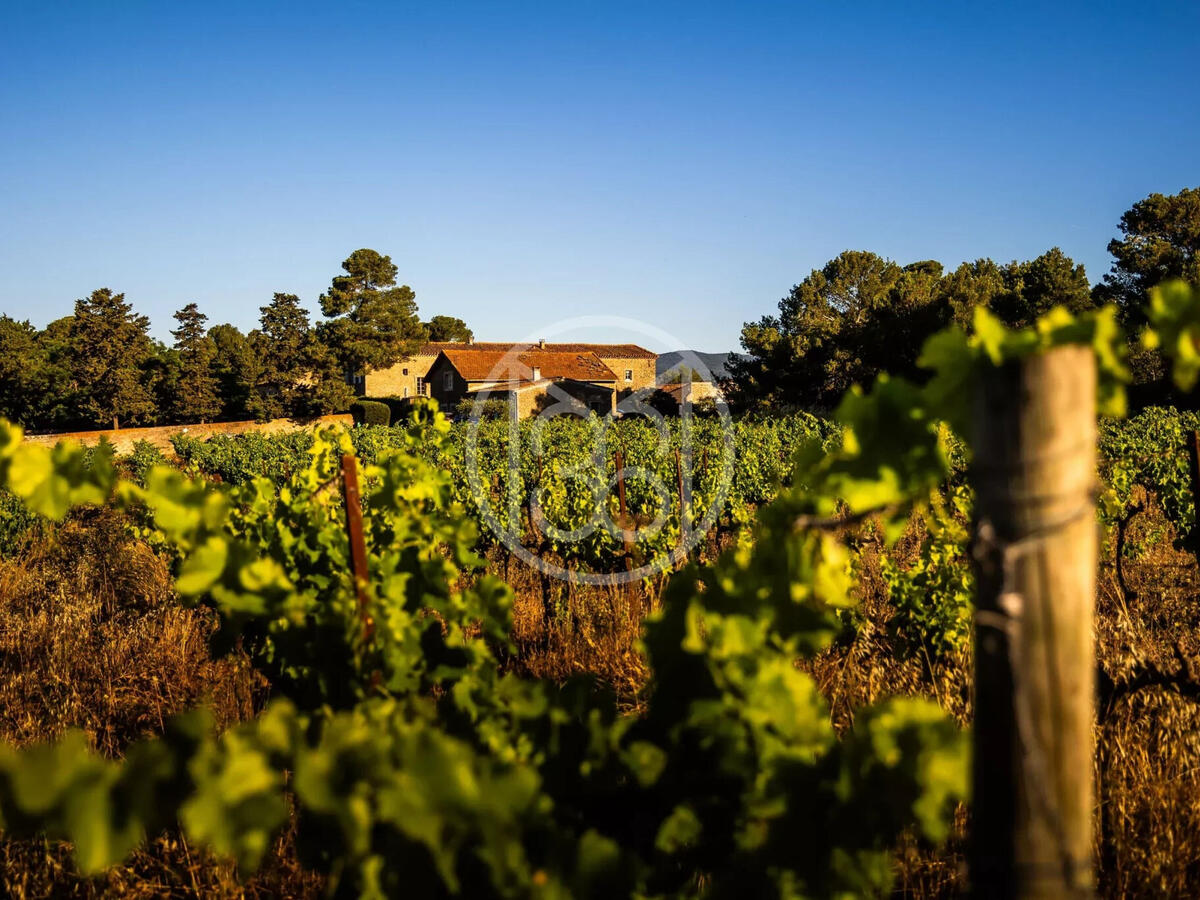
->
(1, 1, 1196, 353)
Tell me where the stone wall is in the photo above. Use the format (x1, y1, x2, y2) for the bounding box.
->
(362, 353, 437, 399)
(365, 350, 658, 398)
(22, 414, 354, 456)
(602, 356, 657, 393)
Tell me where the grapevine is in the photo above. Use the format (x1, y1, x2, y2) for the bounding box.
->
(0, 281, 1197, 897)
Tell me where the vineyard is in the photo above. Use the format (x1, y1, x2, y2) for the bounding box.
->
(168, 413, 838, 573)
(2, 283, 1200, 896)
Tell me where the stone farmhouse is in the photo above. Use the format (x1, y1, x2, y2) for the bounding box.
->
(426, 348, 620, 417)
(359, 340, 658, 417)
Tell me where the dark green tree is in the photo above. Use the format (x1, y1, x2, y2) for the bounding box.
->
(425, 315, 473, 343)
(210, 324, 266, 421)
(255, 293, 353, 419)
(1096, 187, 1200, 327)
(305, 335, 356, 417)
(937, 250, 1092, 331)
(33, 316, 80, 431)
(255, 293, 313, 419)
(1095, 187, 1200, 403)
(170, 303, 221, 423)
(992, 247, 1093, 327)
(318, 249, 427, 377)
(936, 259, 1007, 330)
(144, 340, 180, 425)
(726, 252, 947, 411)
(67, 288, 155, 429)
(0, 316, 43, 428)
(729, 248, 1095, 412)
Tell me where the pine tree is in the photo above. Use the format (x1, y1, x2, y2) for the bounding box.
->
(317, 249, 426, 377)
(68, 288, 155, 429)
(425, 315, 473, 342)
(0, 316, 43, 428)
(1096, 187, 1200, 327)
(254, 293, 310, 419)
(210, 323, 266, 421)
(170, 303, 221, 423)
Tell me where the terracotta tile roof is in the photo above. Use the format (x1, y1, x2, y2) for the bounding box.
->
(438, 349, 618, 383)
(421, 341, 656, 360)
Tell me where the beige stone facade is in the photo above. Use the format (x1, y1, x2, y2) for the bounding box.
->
(361, 341, 657, 400)
(425, 349, 621, 419)
(609, 356, 656, 396)
(361, 351, 438, 399)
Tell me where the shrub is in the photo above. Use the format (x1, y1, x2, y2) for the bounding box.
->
(368, 396, 413, 422)
(350, 395, 413, 423)
(348, 400, 390, 426)
(122, 440, 168, 485)
(0, 491, 40, 556)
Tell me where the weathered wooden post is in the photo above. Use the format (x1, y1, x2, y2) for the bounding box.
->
(340, 453, 374, 644)
(971, 344, 1096, 898)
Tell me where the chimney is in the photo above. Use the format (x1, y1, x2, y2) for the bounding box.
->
(531, 366, 542, 381)
(538, 338, 546, 349)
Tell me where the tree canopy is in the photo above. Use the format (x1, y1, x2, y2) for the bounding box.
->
(318, 249, 426, 376)
(171, 303, 220, 423)
(727, 248, 1097, 412)
(425, 315, 473, 343)
(1096, 187, 1200, 327)
(1092, 187, 1200, 403)
(0, 316, 42, 428)
(68, 288, 156, 429)
(727, 251, 949, 412)
(209, 323, 265, 421)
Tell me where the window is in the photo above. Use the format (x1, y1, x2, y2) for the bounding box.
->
(416, 377, 425, 396)
(443, 372, 454, 391)
(402, 368, 408, 375)
(624, 369, 633, 382)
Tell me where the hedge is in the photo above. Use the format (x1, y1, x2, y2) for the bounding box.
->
(349, 400, 391, 426)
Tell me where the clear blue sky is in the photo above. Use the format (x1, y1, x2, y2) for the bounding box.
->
(1, 1, 1196, 353)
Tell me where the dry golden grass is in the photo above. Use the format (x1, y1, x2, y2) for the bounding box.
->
(501, 554, 657, 703)
(0, 508, 322, 899)
(502, 500, 1200, 898)
(1091, 493, 1200, 898)
(6, 496, 1200, 897)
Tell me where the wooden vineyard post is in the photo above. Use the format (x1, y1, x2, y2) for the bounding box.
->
(970, 345, 1097, 898)
(340, 453, 374, 643)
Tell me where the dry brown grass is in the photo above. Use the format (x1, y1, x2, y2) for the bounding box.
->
(1091, 492, 1200, 898)
(502, 497, 1200, 898)
(0, 508, 321, 899)
(501, 554, 657, 703)
(7, 495, 1200, 897)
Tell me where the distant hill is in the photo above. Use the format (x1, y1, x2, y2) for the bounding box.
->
(656, 350, 734, 382)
